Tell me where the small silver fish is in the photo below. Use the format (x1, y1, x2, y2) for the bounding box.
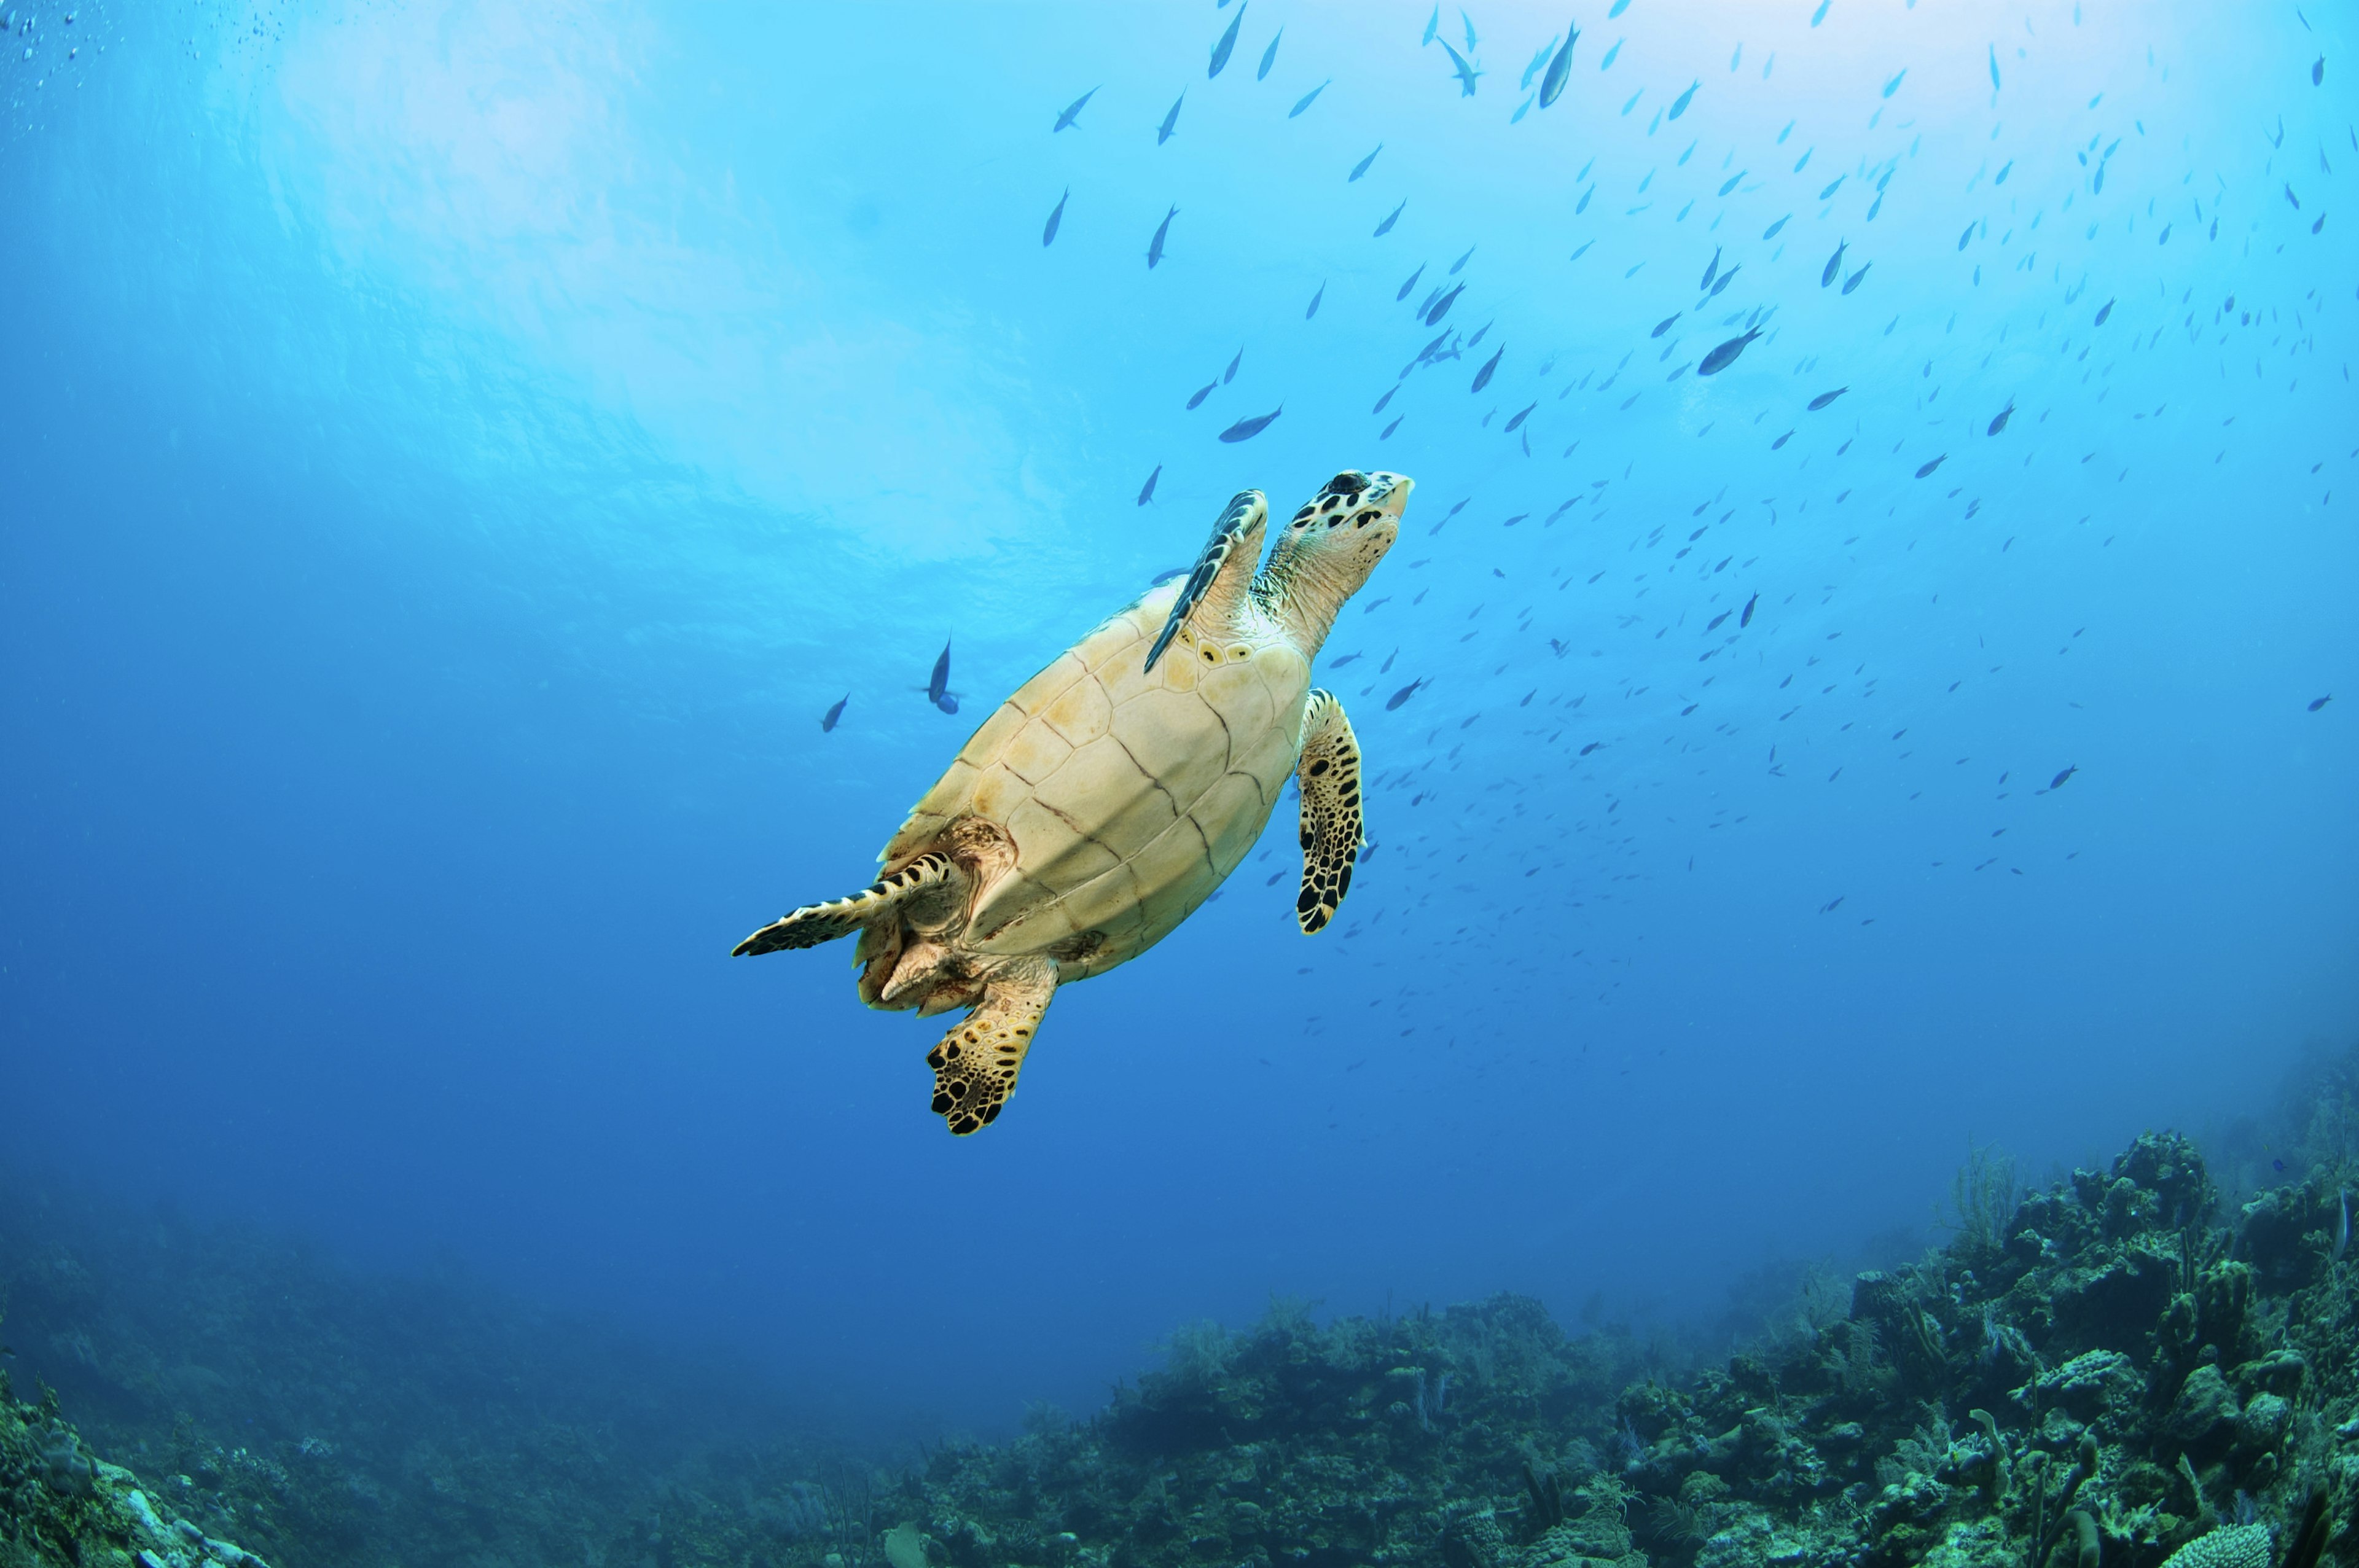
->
(1540, 27, 1579, 107)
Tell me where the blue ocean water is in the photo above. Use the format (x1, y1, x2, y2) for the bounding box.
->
(1, 0, 2351, 1439)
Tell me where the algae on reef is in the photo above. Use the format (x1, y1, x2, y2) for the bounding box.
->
(893, 1133, 2358, 1568)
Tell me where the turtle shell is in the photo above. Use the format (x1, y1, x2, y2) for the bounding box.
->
(878, 582, 1312, 981)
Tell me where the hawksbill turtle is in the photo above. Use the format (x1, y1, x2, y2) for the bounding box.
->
(734, 468, 1415, 1134)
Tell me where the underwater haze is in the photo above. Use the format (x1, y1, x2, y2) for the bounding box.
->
(2, 0, 2355, 1437)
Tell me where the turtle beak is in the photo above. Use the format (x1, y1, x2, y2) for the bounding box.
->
(1363, 471, 1413, 517)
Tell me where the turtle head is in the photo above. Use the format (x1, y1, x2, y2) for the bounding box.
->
(1256, 470, 1414, 653)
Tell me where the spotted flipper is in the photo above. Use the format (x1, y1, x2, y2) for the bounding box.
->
(732, 852, 958, 957)
(926, 955, 1058, 1135)
(1144, 489, 1269, 673)
(1293, 690, 1364, 935)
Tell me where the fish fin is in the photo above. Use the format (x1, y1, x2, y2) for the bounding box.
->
(1145, 490, 1269, 673)
(925, 956, 1057, 1136)
(733, 852, 958, 956)
(1293, 690, 1365, 935)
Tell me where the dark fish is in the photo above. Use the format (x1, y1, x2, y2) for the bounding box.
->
(1137, 465, 1161, 505)
(1350, 144, 1383, 181)
(1718, 171, 1745, 197)
(1914, 454, 1946, 478)
(1957, 220, 1975, 251)
(1375, 198, 1407, 236)
(1707, 610, 1730, 631)
(1372, 386, 1396, 415)
(1186, 382, 1215, 410)
(2309, 695, 2333, 711)
(1218, 407, 1283, 442)
(2049, 765, 2078, 789)
(1223, 348, 1242, 384)
(1157, 93, 1184, 146)
(1989, 44, 2000, 90)
(1398, 263, 1426, 301)
(1652, 313, 1679, 337)
(1466, 319, 1490, 347)
(1149, 567, 1189, 586)
(1380, 416, 1402, 439)
(1042, 188, 1068, 247)
(1987, 402, 2014, 435)
(1770, 430, 1792, 449)
(927, 641, 953, 706)
(1330, 652, 1363, 666)
(1425, 282, 1465, 324)
(1461, 7, 1478, 52)
(2094, 297, 2113, 324)
(1707, 264, 1740, 297)
(1697, 327, 1761, 375)
(1821, 238, 1847, 286)
(1052, 87, 1098, 133)
(1291, 79, 1331, 117)
(1669, 79, 1697, 118)
(1819, 895, 1844, 914)
(1385, 678, 1430, 711)
(1259, 26, 1283, 80)
(1762, 214, 1789, 239)
(1539, 24, 1578, 109)
(820, 696, 848, 732)
(1881, 68, 1905, 98)
(1700, 246, 1720, 291)
(2315, 56, 2326, 87)
(1841, 261, 1871, 294)
(1472, 345, 1503, 392)
(1579, 741, 1601, 755)
(1148, 205, 1177, 268)
(1451, 244, 1476, 273)
(1808, 386, 1847, 410)
(1305, 281, 1324, 319)
(1504, 401, 1536, 431)
(1439, 38, 1482, 95)
(1422, 4, 1439, 45)
(1740, 592, 1758, 627)
(1210, 3, 1246, 77)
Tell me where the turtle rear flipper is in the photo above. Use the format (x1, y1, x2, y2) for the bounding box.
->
(927, 956, 1058, 1135)
(1293, 690, 1364, 935)
(733, 852, 961, 956)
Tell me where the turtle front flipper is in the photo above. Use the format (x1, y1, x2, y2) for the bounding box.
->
(926, 955, 1057, 1135)
(1144, 489, 1269, 673)
(732, 852, 961, 956)
(1293, 690, 1364, 935)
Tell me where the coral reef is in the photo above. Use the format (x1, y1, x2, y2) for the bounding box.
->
(6, 1127, 2355, 1567)
(1, 1365, 270, 1568)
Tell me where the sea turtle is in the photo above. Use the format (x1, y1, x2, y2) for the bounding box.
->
(734, 467, 1415, 1134)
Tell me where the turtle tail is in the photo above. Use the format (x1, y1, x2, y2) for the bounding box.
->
(732, 852, 958, 957)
